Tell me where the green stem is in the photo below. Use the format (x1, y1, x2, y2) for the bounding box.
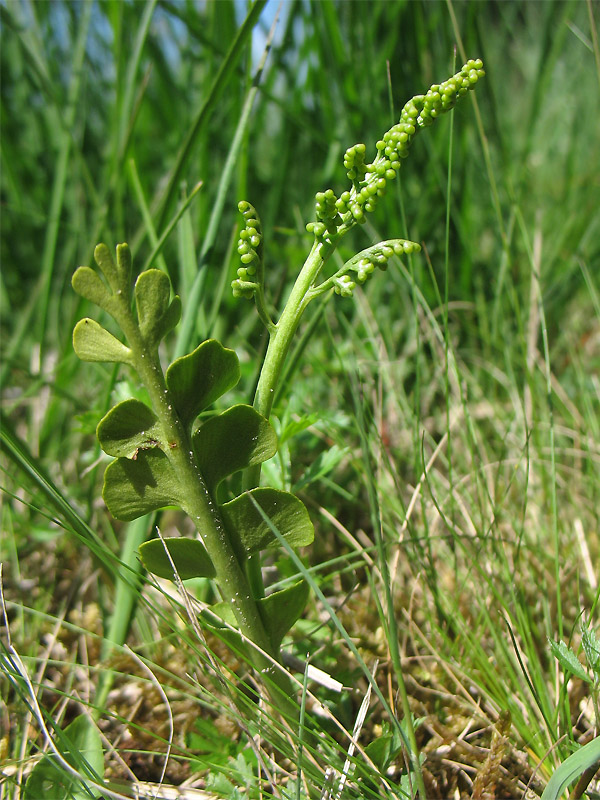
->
(114, 297, 294, 701)
(253, 240, 326, 420)
(241, 239, 328, 514)
(242, 239, 329, 601)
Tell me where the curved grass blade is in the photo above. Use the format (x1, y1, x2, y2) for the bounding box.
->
(540, 737, 600, 800)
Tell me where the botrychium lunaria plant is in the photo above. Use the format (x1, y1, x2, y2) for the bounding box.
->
(72, 59, 484, 729)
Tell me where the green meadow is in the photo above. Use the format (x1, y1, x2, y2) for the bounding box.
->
(1, 2, 599, 798)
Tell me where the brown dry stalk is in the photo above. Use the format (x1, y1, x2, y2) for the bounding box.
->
(472, 711, 512, 800)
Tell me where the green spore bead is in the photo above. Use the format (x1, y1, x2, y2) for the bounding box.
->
(314, 189, 340, 231)
(334, 275, 356, 297)
(309, 62, 483, 243)
(356, 259, 375, 283)
(231, 276, 256, 299)
(235, 201, 265, 301)
(344, 143, 368, 182)
(389, 240, 421, 257)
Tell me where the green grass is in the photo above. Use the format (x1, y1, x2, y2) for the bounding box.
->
(1, 1, 599, 798)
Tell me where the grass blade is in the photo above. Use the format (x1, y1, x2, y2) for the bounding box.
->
(540, 737, 600, 800)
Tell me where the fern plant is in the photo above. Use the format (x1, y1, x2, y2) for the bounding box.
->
(72, 248, 311, 704)
(72, 59, 484, 728)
